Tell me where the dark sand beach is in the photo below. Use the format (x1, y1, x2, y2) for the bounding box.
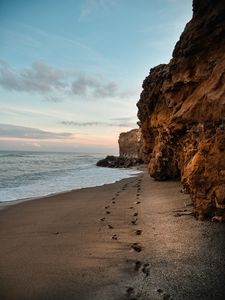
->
(0, 171, 225, 300)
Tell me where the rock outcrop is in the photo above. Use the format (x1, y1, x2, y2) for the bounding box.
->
(96, 155, 142, 168)
(119, 128, 147, 161)
(137, 0, 225, 221)
(97, 129, 146, 168)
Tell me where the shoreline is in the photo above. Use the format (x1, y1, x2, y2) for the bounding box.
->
(0, 166, 143, 210)
(1, 170, 225, 299)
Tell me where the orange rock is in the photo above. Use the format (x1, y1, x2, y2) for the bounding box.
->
(137, 0, 225, 220)
(119, 128, 147, 162)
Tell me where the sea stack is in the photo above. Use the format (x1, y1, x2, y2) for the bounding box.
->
(137, 0, 225, 221)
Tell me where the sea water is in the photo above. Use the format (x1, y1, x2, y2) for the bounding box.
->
(0, 151, 140, 202)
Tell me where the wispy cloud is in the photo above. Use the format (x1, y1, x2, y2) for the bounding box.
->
(1, 23, 112, 69)
(71, 74, 118, 98)
(111, 116, 137, 122)
(62, 121, 105, 126)
(0, 60, 131, 99)
(0, 61, 66, 94)
(0, 124, 73, 139)
(79, 0, 115, 20)
(61, 118, 136, 128)
(44, 96, 63, 103)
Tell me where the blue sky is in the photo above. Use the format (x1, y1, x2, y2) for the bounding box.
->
(0, 0, 192, 153)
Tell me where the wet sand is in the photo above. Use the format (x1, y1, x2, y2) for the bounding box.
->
(0, 172, 225, 300)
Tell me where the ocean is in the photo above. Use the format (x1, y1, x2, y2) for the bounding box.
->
(0, 150, 140, 202)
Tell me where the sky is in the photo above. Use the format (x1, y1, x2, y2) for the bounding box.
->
(0, 0, 192, 153)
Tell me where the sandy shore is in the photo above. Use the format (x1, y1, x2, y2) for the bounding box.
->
(0, 171, 225, 300)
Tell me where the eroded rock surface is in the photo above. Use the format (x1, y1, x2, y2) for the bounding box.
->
(97, 129, 146, 168)
(119, 128, 147, 162)
(137, 0, 225, 220)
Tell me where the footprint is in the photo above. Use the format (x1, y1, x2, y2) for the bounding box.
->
(126, 286, 134, 293)
(133, 212, 138, 217)
(126, 287, 138, 299)
(131, 219, 138, 225)
(112, 197, 116, 200)
(112, 201, 116, 204)
(112, 234, 118, 240)
(142, 263, 150, 276)
(136, 193, 140, 197)
(100, 217, 105, 221)
(106, 211, 111, 214)
(134, 260, 142, 271)
(163, 294, 172, 300)
(131, 243, 142, 252)
(105, 205, 110, 209)
(129, 206, 134, 209)
(135, 229, 142, 235)
(135, 201, 141, 204)
(108, 224, 114, 229)
(156, 290, 172, 300)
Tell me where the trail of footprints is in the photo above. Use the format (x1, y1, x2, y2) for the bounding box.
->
(126, 177, 147, 300)
(99, 177, 143, 242)
(98, 175, 171, 299)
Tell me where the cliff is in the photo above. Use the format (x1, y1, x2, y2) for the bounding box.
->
(97, 128, 146, 168)
(119, 128, 146, 161)
(137, 0, 225, 221)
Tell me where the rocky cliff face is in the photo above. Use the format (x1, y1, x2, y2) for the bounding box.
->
(97, 129, 146, 168)
(137, 0, 225, 221)
(119, 128, 146, 161)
